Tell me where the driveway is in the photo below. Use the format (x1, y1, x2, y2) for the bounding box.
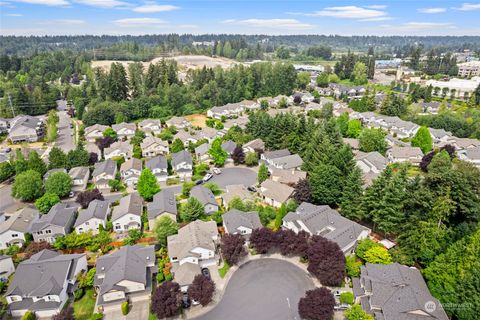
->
(209, 167, 256, 189)
(0, 184, 23, 214)
(194, 259, 315, 320)
(55, 110, 75, 151)
(104, 296, 150, 320)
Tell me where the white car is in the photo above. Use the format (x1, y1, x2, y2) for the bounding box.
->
(212, 168, 221, 175)
(203, 173, 213, 182)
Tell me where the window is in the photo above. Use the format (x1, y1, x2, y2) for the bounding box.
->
(37, 231, 43, 235)
(45, 230, 52, 234)
(11, 234, 18, 238)
(115, 225, 121, 230)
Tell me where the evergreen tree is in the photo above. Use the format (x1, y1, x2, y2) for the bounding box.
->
(310, 163, 342, 207)
(107, 62, 128, 101)
(180, 197, 205, 222)
(137, 168, 160, 201)
(48, 147, 67, 169)
(411, 126, 433, 154)
(257, 163, 269, 184)
(27, 151, 47, 176)
(340, 167, 364, 220)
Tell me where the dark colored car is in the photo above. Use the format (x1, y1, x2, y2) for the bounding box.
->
(247, 185, 257, 192)
(195, 179, 204, 185)
(182, 293, 191, 308)
(201, 268, 211, 279)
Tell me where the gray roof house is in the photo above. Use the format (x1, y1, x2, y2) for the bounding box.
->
(171, 150, 193, 180)
(194, 143, 211, 163)
(138, 119, 162, 136)
(111, 193, 143, 233)
(141, 136, 169, 158)
(93, 159, 117, 189)
(222, 209, 262, 239)
(260, 179, 294, 208)
(5, 250, 87, 318)
(190, 185, 218, 214)
(222, 184, 255, 209)
(104, 141, 133, 160)
(74, 200, 110, 234)
(221, 140, 237, 155)
(147, 190, 178, 229)
(120, 158, 142, 187)
(146, 155, 168, 183)
(355, 151, 388, 186)
(168, 220, 219, 291)
(269, 154, 304, 170)
(8, 115, 43, 143)
(458, 146, 480, 168)
(271, 168, 307, 185)
(69, 166, 90, 193)
(261, 149, 291, 165)
(94, 245, 155, 309)
(31, 203, 78, 244)
(84, 124, 109, 142)
(112, 122, 136, 140)
(386, 146, 423, 165)
(0, 255, 15, 281)
(283, 202, 370, 254)
(0, 207, 39, 250)
(165, 116, 191, 129)
(43, 168, 67, 181)
(243, 138, 265, 154)
(352, 263, 449, 320)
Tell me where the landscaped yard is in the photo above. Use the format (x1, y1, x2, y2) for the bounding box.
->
(218, 261, 230, 278)
(73, 288, 96, 320)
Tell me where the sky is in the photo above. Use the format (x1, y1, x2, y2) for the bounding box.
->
(1, 0, 480, 36)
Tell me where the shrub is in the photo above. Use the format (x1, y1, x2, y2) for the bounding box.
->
(22, 311, 36, 320)
(187, 275, 215, 306)
(74, 288, 84, 300)
(121, 301, 129, 315)
(340, 292, 354, 305)
(298, 287, 335, 320)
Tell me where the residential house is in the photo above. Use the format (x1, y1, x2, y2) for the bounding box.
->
(243, 138, 265, 154)
(223, 116, 249, 130)
(270, 168, 307, 185)
(355, 151, 388, 186)
(222, 184, 255, 209)
(190, 185, 219, 214)
(352, 263, 449, 320)
(386, 146, 423, 165)
(168, 220, 219, 291)
(147, 190, 178, 229)
(222, 209, 262, 239)
(429, 128, 453, 146)
(0, 255, 15, 281)
(94, 245, 155, 310)
(5, 250, 87, 318)
(85, 124, 109, 143)
(141, 136, 169, 158)
(112, 122, 136, 140)
(268, 154, 303, 170)
(261, 149, 291, 165)
(343, 138, 360, 151)
(0, 207, 39, 250)
(145, 155, 168, 183)
(354, 112, 420, 138)
(111, 193, 143, 233)
(174, 130, 199, 145)
(30, 203, 77, 244)
(104, 141, 133, 160)
(288, 91, 315, 104)
(166, 116, 191, 129)
(92, 159, 117, 189)
(385, 134, 411, 148)
(198, 127, 219, 143)
(8, 115, 44, 143)
(0, 118, 8, 133)
(221, 140, 237, 157)
(440, 137, 480, 151)
(69, 166, 90, 193)
(120, 158, 142, 187)
(43, 168, 66, 181)
(458, 146, 480, 168)
(194, 143, 211, 163)
(283, 202, 370, 254)
(260, 179, 294, 208)
(207, 102, 245, 119)
(138, 119, 162, 136)
(74, 200, 110, 234)
(171, 150, 193, 180)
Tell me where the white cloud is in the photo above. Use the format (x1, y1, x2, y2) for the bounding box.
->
(222, 18, 313, 30)
(55, 19, 86, 24)
(360, 16, 392, 22)
(418, 7, 447, 13)
(0, 1, 10, 5)
(10, 0, 68, 6)
(132, 3, 179, 13)
(306, 5, 388, 19)
(74, 0, 129, 8)
(365, 5, 387, 9)
(454, 3, 480, 11)
(6, 13, 23, 16)
(113, 17, 166, 26)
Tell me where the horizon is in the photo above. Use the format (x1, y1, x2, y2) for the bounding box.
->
(1, 1, 480, 36)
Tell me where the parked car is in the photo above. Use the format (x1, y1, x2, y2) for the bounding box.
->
(201, 267, 211, 279)
(334, 303, 350, 311)
(247, 185, 257, 192)
(212, 168, 221, 175)
(182, 293, 191, 308)
(69, 191, 75, 198)
(203, 173, 213, 182)
(195, 179, 204, 185)
(3, 147, 11, 153)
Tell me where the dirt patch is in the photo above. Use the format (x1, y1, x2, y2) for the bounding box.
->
(185, 113, 208, 128)
(91, 55, 243, 72)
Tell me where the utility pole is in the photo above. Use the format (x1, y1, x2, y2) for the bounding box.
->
(7, 94, 15, 118)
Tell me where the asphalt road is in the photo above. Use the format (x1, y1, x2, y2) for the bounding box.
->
(209, 167, 257, 189)
(0, 184, 22, 214)
(55, 110, 75, 152)
(195, 259, 315, 320)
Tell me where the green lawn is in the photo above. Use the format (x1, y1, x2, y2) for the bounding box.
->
(218, 261, 230, 278)
(149, 312, 158, 320)
(73, 288, 96, 320)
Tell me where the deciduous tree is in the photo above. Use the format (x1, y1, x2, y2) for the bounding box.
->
(249, 227, 276, 254)
(187, 275, 215, 306)
(298, 287, 335, 320)
(76, 188, 104, 209)
(221, 233, 247, 265)
(307, 236, 345, 286)
(137, 168, 160, 201)
(35, 192, 60, 214)
(45, 172, 72, 198)
(151, 281, 182, 319)
(12, 169, 44, 201)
